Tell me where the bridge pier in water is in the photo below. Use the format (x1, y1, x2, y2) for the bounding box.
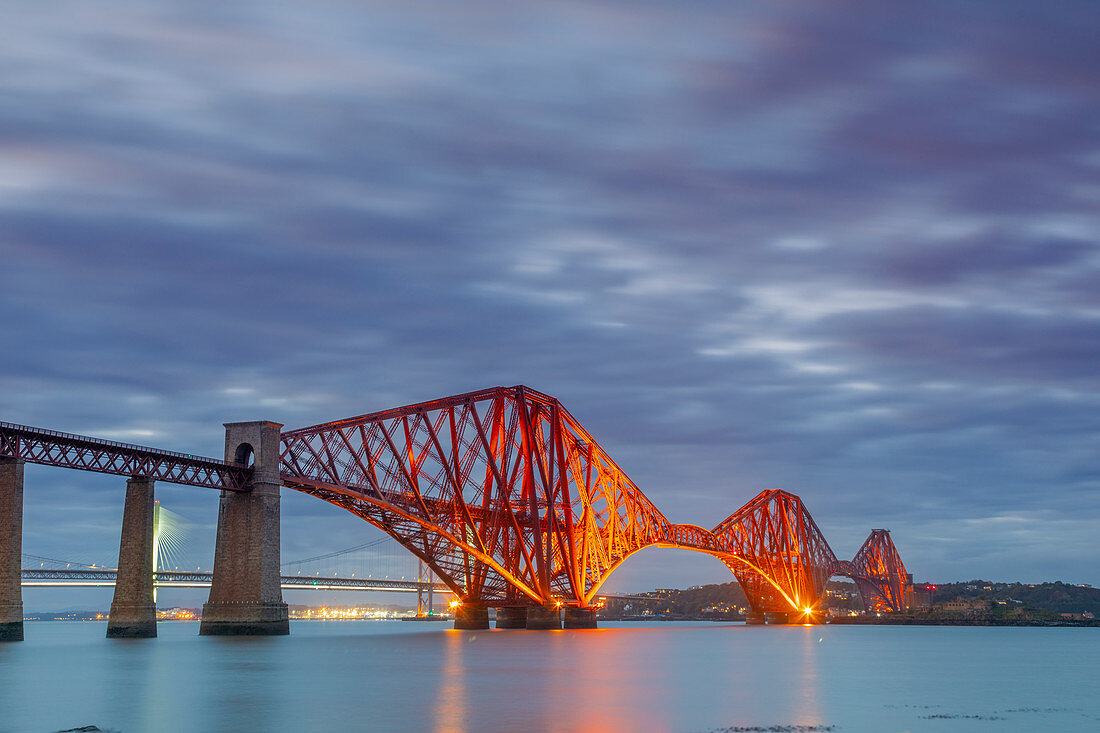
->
(495, 606, 527, 629)
(0, 458, 23, 642)
(106, 477, 157, 638)
(454, 602, 489, 630)
(744, 611, 766, 625)
(200, 421, 289, 636)
(563, 606, 597, 629)
(526, 604, 562, 630)
(764, 612, 792, 625)
(494, 605, 597, 629)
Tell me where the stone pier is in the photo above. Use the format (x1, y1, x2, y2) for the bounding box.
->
(200, 421, 289, 636)
(764, 612, 791, 625)
(106, 477, 158, 638)
(454, 602, 489, 630)
(0, 459, 23, 642)
(525, 604, 562, 630)
(495, 606, 527, 629)
(744, 611, 766, 625)
(563, 606, 597, 629)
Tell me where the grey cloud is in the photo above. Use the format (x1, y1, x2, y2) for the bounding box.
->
(815, 306, 1100, 384)
(2, 0, 1099, 599)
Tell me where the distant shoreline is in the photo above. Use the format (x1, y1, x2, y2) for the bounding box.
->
(599, 615, 1100, 627)
(827, 616, 1100, 628)
(24, 614, 1100, 628)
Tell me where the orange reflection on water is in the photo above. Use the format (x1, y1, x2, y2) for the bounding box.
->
(793, 625, 824, 727)
(433, 630, 470, 733)
(431, 625, 669, 733)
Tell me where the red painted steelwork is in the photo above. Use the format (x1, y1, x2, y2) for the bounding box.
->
(712, 490, 838, 613)
(3, 387, 912, 615)
(841, 529, 911, 612)
(279, 386, 701, 606)
(0, 421, 250, 490)
(279, 386, 911, 614)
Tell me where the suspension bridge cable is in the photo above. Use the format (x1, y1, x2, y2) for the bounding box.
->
(21, 553, 107, 569)
(281, 536, 392, 566)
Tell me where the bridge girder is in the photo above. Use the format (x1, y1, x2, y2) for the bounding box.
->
(5, 387, 911, 617)
(278, 385, 909, 615)
(0, 421, 249, 490)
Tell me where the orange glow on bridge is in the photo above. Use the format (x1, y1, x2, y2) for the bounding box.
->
(278, 386, 910, 616)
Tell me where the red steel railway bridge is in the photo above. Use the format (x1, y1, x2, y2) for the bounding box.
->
(0, 385, 911, 639)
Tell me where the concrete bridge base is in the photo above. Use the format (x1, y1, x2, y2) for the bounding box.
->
(526, 604, 562, 630)
(199, 602, 292, 636)
(454, 603, 489, 630)
(107, 477, 158, 639)
(495, 606, 527, 629)
(106, 604, 158, 638)
(563, 606, 597, 629)
(0, 459, 23, 642)
(744, 612, 766, 625)
(200, 422, 289, 636)
(765, 612, 792, 624)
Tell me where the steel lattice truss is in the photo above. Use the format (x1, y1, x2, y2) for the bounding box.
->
(279, 386, 911, 613)
(712, 490, 839, 613)
(279, 386, 707, 606)
(0, 421, 249, 490)
(3, 387, 911, 615)
(839, 529, 910, 612)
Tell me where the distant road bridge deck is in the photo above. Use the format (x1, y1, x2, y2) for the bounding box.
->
(21, 568, 454, 594)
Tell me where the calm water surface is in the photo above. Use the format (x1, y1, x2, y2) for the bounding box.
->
(0, 620, 1097, 732)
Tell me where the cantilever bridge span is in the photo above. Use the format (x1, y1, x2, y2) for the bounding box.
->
(279, 386, 910, 620)
(1, 385, 909, 638)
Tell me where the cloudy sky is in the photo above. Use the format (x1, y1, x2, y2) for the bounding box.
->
(2, 1, 1098, 609)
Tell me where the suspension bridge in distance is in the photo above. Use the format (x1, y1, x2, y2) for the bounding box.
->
(21, 567, 452, 594)
(1, 385, 913, 640)
(20, 526, 455, 593)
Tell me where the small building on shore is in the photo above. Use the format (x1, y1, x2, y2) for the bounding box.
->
(939, 597, 990, 615)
